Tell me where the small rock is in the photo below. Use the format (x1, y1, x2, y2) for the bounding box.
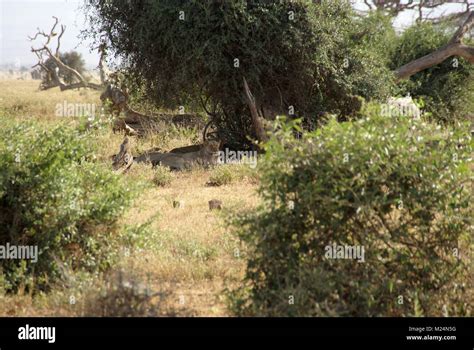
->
(209, 199, 222, 210)
(173, 200, 184, 208)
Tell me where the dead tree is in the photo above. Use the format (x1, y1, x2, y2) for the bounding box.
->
(29, 18, 162, 136)
(395, 11, 474, 81)
(29, 17, 102, 91)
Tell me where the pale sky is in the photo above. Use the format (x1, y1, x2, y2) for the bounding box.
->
(0, 0, 470, 70)
(0, 0, 96, 68)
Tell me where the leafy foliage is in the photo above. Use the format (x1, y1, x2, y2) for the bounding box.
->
(0, 121, 135, 292)
(391, 22, 474, 123)
(229, 109, 472, 316)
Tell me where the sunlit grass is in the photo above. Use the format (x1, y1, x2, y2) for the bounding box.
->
(0, 79, 259, 316)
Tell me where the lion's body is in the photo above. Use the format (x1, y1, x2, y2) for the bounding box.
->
(135, 141, 220, 170)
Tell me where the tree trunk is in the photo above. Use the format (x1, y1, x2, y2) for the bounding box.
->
(243, 77, 268, 144)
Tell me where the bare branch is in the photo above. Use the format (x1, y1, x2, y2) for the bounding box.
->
(450, 11, 474, 44)
(97, 42, 112, 85)
(29, 16, 103, 91)
(56, 24, 66, 56)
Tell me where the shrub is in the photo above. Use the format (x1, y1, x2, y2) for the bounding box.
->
(153, 167, 173, 187)
(84, 270, 158, 317)
(0, 121, 135, 292)
(208, 166, 235, 186)
(391, 22, 474, 123)
(230, 112, 472, 316)
(173, 239, 218, 263)
(208, 164, 259, 186)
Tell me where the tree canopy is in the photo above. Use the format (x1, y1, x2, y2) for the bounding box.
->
(86, 0, 396, 147)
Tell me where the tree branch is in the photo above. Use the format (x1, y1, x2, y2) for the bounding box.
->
(395, 11, 474, 82)
(29, 16, 103, 91)
(450, 11, 474, 44)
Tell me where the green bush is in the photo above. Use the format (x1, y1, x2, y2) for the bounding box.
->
(0, 121, 135, 292)
(391, 22, 474, 123)
(230, 111, 472, 316)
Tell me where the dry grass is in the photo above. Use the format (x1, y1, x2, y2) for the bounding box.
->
(112, 168, 257, 316)
(0, 80, 259, 316)
(0, 80, 101, 122)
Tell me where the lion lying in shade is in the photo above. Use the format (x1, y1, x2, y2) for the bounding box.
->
(134, 140, 221, 171)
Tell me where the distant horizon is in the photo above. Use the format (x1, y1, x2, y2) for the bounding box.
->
(0, 0, 468, 70)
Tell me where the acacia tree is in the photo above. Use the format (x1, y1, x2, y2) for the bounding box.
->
(85, 0, 394, 148)
(85, 0, 473, 146)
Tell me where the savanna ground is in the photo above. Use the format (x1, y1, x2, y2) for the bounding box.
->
(0, 79, 259, 316)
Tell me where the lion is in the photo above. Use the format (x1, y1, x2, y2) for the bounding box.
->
(135, 140, 221, 171)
